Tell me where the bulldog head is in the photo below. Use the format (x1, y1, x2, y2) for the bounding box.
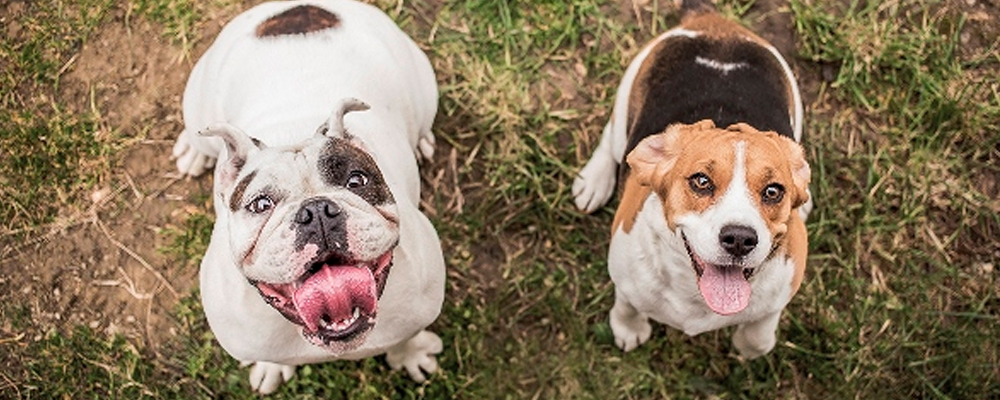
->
(201, 98, 397, 353)
(628, 120, 810, 315)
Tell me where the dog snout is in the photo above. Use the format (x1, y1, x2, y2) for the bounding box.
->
(295, 197, 347, 250)
(719, 225, 757, 257)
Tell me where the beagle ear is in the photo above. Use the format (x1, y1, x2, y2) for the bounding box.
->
(199, 123, 263, 188)
(627, 120, 710, 187)
(778, 136, 811, 209)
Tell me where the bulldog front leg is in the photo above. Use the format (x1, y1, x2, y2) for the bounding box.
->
(244, 360, 296, 395)
(172, 127, 219, 177)
(385, 330, 443, 382)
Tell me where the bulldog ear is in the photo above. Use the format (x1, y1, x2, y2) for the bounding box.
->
(627, 121, 706, 187)
(199, 123, 262, 187)
(779, 136, 811, 209)
(316, 97, 371, 139)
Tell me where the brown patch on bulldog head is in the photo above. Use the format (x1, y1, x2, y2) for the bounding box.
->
(229, 170, 258, 212)
(255, 5, 340, 38)
(317, 138, 394, 207)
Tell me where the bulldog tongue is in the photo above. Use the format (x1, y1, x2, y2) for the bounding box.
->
(292, 265, 377, 332)
(697, 264, 751, 315)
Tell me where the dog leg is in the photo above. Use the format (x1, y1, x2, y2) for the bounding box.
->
(172, 128, 218, 177)
(572, 121, 620, 213)
(732, 311, 781, 359)
(244, 361, 296, 395)
(385, 330, 443, 382)
(416, 130, 436, 162)
(609, 290, 652, 351)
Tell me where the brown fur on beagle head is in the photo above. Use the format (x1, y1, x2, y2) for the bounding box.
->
(618, 120, 809, 310)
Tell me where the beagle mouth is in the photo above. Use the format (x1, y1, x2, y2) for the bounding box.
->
(682, 233, 754, 316)
(250, 250, 393, 348)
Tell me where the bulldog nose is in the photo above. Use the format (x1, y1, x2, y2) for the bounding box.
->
(295, 198, 346, 249)
(295, 198, 342, 225)
(719, 225, 758, 257)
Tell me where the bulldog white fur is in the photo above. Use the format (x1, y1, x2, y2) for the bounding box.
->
(173, 0, 444, 394)
(573, 2, 810, 359)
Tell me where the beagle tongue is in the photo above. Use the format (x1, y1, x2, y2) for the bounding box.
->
(292, 265, 376, 332)
(698, 263, 751, 315)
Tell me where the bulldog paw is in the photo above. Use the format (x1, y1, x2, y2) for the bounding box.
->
(416, 133, 436, 161)
(172, 129, 217, 177)
(609, 303, 652, 352)
(572, 152, 617, 213)
(385, 330, 443, 382)
(245, 361, 296, 395)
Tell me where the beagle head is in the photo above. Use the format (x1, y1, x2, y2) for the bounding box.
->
(628, 120, 810, 315)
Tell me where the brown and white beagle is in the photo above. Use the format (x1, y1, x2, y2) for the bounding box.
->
(572, 0, 811, 358)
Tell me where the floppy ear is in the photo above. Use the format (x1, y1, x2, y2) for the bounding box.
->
(627, 120, 711, 187)
(199, 123, 262, 188)
(778, 136, 811, 209)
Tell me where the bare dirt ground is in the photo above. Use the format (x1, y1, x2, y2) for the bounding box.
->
(1, 5, 220, 352)
(2, 0, 997, 373)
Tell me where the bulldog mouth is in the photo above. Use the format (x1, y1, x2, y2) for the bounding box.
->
(682, 233, 754, 316)
(251, 251, 394, 347)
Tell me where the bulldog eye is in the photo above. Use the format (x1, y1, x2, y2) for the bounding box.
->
(761, 183, 785, 204)
(346, 171, 369, 188)
(688, 173, 715, 196)
(246, 195, 275, 214)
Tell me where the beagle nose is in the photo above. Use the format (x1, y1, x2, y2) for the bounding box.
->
(719, 225, 757, 257)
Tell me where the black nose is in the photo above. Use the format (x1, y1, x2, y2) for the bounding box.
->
(719, 225, 758, 257)
(295, 198, 346, 250)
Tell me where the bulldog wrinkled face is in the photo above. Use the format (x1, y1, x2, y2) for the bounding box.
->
(629, 120, 810, 316)
(203, 100, 399, 353)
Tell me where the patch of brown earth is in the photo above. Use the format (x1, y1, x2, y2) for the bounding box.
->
(0, 5, 228, 351)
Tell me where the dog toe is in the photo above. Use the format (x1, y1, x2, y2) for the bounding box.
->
(247, 361, 296, 394)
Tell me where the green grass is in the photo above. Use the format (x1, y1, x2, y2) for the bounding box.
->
(2, 0, 999, 398)
(0, 0, 119, 234)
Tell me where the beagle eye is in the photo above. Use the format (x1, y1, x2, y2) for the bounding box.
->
(346, 171, 369, 188)
(246, 195, 275, 214)
(688, 173, 715, 196)
(761, 183, 785, 204)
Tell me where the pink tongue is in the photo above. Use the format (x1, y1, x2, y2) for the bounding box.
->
(292, 265, 377, 332)
(698, 263, 751, 315)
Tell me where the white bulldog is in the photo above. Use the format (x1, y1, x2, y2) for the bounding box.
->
(172, 0, 445, 394)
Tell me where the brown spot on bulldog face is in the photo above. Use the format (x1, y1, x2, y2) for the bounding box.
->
(229, 170, 258, 212)
(255, 5, 340, 38)
(317, 138, 394, 207)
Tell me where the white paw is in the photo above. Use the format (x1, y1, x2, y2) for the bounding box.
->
(732, 325, 776, 359)
(416, 133, 435, 161)
(245, 361, 296, 395)
(572, 152, 618, 213)
(609, 309, 652, 352)
(172, 129, 217, 177)
(385, 330, 443, 382)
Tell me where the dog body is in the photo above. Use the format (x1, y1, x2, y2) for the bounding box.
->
(573, 5, 810, 357)
(173, 0, 444, 393)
